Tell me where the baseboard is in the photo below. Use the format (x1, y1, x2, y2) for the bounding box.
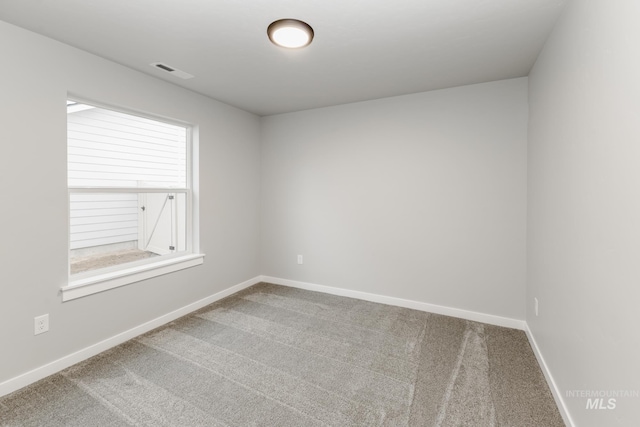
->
(260, 276, 526, 330)
(0, 275, 262, 398)
(525, 325, 575, 427)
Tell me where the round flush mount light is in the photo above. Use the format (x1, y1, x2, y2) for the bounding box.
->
(267, 19, 314, 49)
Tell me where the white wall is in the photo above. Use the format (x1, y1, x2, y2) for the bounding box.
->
(528, 0, 640, 425)
(0, 20, 261, 385)
(261, 78, 528, 320)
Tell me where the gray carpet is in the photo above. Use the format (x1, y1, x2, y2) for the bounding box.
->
(0, 283, 565, 426)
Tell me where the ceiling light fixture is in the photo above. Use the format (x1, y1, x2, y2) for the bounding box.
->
(267, 19, 314, 49)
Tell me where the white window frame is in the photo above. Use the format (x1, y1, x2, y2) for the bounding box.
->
(61, 98, 203, 302)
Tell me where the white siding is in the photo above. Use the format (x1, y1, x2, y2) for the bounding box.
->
(69, 193, 138, 250)
(68, 105, 187, 250)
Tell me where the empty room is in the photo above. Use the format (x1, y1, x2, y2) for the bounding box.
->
(0, 0, 638, 426)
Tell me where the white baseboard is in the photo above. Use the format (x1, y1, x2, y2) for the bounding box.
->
(0, 275, 262, 398)
(525, 325, 575, 427)
(260, 276, 527, 330)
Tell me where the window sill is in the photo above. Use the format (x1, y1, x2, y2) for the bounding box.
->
(61, 254, 205, 302)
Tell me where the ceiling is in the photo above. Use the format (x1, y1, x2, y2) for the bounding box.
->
(0, 0, 566, 116)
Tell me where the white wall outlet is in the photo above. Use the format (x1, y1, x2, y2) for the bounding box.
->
(534, 298, 539, 317)
(297, 254, 303, 265)
(34, 314, 49, 335)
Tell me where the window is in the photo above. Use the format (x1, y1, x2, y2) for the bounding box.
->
(62, 99, 202, 301)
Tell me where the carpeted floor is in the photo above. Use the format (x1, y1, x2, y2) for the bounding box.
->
(0, 283, 565, 426)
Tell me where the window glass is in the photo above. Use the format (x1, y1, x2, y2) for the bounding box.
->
(68, 101, 190, 276)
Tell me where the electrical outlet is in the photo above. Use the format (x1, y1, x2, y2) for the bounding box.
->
(297, 254, 303, 265)
(34, 314, 49, 335)
(534, 298, 539, 317)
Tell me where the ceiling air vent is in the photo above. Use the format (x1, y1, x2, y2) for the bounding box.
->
(150, 62, 194, 80)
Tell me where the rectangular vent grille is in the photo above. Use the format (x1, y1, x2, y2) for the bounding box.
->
(150, 62, 194, 80)
(155, 63, 174, 72)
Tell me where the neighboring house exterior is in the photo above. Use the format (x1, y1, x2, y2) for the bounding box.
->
(67, 104, 187, 258)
